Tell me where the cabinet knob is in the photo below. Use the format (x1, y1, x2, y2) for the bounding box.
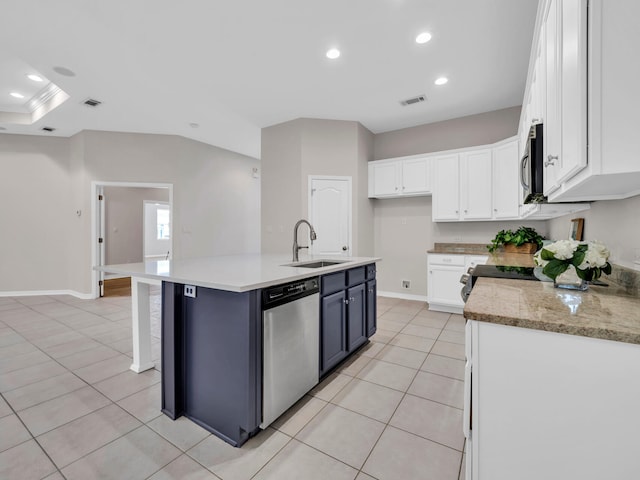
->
(402, 186, 405, 190)
(545, 155, 558, 167)
(344, 299, 349, 305)
(395, 187, 398, 190)
(368, 289, 374, 293)
(455, 210, 459, 214)
(464, 209, 468, 214)
(494, 208, 498, 212)
(350, 296, 355, 302)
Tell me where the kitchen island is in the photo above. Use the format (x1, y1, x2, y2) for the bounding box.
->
(463, 263, 640, 479)
(97, 254, 380, 447)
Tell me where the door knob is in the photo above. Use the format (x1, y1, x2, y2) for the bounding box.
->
(342, 246, 348, 251)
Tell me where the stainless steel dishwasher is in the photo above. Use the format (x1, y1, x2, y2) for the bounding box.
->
(261, 277, 319, 428)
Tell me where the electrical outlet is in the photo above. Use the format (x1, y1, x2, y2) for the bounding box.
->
(184, 285, 196, 298)
(402, 280, 411, 289)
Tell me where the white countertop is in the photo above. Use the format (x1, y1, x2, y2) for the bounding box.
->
(96, 254, 381, 292)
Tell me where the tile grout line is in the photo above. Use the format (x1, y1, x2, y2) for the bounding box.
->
(0, 390, 68, 479)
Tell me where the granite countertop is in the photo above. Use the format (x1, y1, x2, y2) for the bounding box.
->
(464, 277, 640, 345)
(96, 254, 380, 292)
(427, 243, 490, 255)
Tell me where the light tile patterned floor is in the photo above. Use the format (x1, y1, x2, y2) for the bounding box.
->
(0, 292, 466, 480)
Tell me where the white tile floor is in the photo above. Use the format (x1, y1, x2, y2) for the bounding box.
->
(0, 292, 466, 480)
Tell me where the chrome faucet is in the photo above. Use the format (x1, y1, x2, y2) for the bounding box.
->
(292, 219, 317, 262)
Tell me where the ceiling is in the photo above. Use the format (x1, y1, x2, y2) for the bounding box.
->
(0, 0, 538, 159)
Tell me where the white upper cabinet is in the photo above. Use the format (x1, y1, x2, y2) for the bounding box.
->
(368, 156, 430, 198)
(520, 0, 640, 202)
(460, 149, 493, 220)
(432, 154, 461, 221)
(544, 0, 588, 195)
(492, 139, 521, 219)
(402, 157, 431, 194)
(370, 161, 401, 197)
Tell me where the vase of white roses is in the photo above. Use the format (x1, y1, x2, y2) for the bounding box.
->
(533, 240, 612, 291)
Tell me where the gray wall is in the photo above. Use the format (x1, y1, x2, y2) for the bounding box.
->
(0, 131, 260, 295)
(103, 187, 170, 265)
(261, 118, 374, 257)
(372, 106, 548, 297)
(548, 195, 640, 269)
(373, 106, 523, 160)
(0, 135, 74, 292)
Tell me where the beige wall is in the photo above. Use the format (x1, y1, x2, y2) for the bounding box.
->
(103, 187, 170, 265)
(0, 131, 260, 295)
(261, 118, 375, 257)
(372, 106, 548, 297)
(0, 135, 73, 292)
(548, 195, 640, 269)
(373, 196, 548, 296)
(373, 106, 522, 160)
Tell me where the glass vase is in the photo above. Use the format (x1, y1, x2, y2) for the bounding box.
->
(554, 265, 588, 291)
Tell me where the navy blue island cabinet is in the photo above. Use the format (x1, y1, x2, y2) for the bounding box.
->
(160, 263, 377, 447)
(320, 264, 377, 376)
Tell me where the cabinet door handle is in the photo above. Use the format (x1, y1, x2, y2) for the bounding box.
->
(545, 155, 558, 167)
(344, 299, 349, 305)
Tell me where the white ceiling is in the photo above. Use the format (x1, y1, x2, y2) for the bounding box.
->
(0, 0, 538, 159)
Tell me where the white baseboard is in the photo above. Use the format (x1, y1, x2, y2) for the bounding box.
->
(0, 290, 95, 300)
(377, 290, 428, 302)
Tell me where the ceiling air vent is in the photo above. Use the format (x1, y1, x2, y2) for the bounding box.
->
(400, 95, 426, 106)
(41, 126, 56, 132)
(83, 98, 102, 107)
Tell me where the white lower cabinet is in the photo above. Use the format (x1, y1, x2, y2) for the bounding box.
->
(427, 254, 487, 314)
(465, 320, 640, 480)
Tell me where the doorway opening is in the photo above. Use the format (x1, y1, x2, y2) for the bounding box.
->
(91, 181, 173, 298)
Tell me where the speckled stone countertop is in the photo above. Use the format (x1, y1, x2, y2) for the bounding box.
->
(427, 243, 489, 255)
(464, 277, 640, 345)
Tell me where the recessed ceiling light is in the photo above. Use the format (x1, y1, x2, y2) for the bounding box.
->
(326, 48, 341, 60)
(434, 77, 449, 86)
(53, 66, 76, 77)
(416, 32, 432, 44)
(27, 74, 43, 82)
(10, 92, 24, 99)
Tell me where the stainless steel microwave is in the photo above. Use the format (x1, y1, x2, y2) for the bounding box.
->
(520, 123, 545, 204)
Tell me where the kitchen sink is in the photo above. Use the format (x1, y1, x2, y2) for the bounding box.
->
(284, 259, 348, 268)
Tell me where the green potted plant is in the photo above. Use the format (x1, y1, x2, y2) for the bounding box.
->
(488, 226, 544, 254)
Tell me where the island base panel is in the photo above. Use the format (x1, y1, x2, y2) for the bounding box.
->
(161, 282, 262, 447)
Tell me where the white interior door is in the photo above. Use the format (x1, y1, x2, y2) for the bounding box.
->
(97, 187, 105, 296)
(144, 201, 171, 260)
(308, 176, 351, 256)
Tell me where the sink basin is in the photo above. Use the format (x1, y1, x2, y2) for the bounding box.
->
(284, 259, 348, 268)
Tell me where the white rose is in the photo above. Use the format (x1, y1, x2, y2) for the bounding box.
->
(546, 240, 579, 260)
